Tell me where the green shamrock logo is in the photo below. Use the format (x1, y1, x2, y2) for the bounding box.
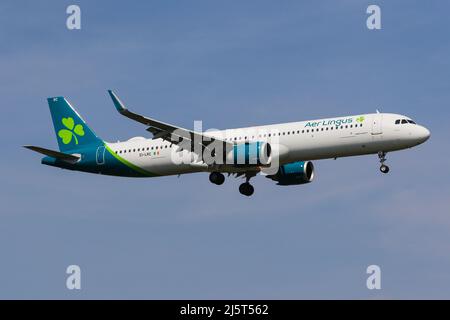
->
(58, 117, 85, 145)
(356, 116, 365, 123)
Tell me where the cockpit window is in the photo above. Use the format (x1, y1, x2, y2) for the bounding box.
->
(396, 119, 417, 125)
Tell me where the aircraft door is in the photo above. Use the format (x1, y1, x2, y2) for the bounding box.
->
(371, 113, 383, 135)
(96, 146, 105, 165)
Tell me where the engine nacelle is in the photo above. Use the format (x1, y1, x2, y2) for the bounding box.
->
(267, 161, 315, 185)
(226, 142, 271, 166)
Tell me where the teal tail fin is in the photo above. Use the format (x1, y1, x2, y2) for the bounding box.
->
(47, 97, 102, 152)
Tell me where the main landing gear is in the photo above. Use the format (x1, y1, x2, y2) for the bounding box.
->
(378, 151, 390, 174)
(209, 172, 225, 185)
(239, 182, 254, 197)
(239, 173, 255, 197)
(209, 172, 255, 196)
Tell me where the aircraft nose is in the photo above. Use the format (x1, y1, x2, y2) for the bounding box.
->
(417, 126, 431, 143)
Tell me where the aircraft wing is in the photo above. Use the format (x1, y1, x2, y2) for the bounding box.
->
(108, 90, 231, 153)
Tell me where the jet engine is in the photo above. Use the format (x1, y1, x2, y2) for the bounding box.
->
(226, 142, 271, 166)
(267, 161, 315, 185)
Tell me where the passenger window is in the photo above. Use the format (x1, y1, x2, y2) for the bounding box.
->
(302, 130, 305, 133)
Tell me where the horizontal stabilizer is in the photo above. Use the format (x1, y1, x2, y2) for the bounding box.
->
(23, 145, 80, 162)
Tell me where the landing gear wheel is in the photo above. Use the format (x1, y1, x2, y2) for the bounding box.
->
(380, 165, 390, 174)
(209, 172, 225, 185)
(239, 183, 254, 196)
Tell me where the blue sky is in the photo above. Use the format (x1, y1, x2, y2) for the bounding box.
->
(1, 0, 449, 299)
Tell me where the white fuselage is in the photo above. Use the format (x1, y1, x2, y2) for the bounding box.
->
(105, 113, 430, 176)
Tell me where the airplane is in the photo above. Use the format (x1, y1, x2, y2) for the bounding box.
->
(25, 90, 430, 196)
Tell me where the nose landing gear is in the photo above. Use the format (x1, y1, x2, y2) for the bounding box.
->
(378, 151, 390, 174)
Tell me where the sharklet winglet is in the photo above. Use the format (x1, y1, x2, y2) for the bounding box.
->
(108, 90, 127, 113)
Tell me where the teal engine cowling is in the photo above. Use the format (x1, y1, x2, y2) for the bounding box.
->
(267, 161, 315, 185)
(226, 142, 271, 166)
